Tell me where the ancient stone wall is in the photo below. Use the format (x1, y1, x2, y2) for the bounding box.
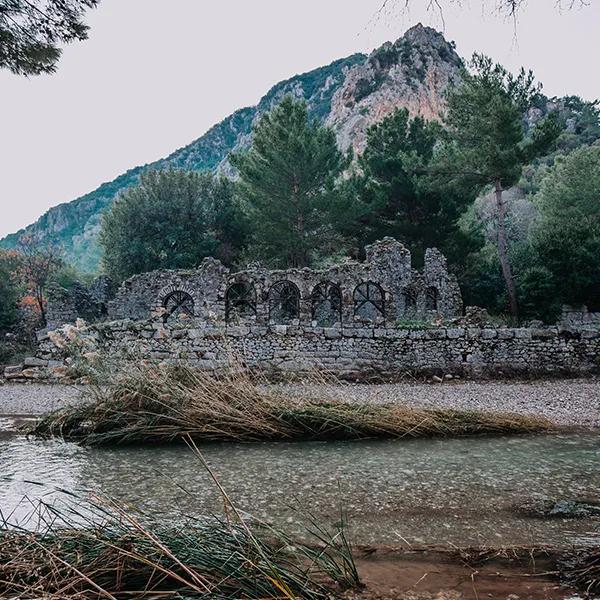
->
(15, 237, 597, 382)
(32, 318, 600, 379)
(46, 276, 115, 330)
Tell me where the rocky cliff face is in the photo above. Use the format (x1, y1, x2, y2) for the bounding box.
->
(328, 24, 462, 153)
(1, 25, 462, 272)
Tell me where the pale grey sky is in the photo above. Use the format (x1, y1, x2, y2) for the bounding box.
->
(1, 0, 598, 238)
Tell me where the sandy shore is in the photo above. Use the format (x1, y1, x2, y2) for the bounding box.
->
(1, 378, 599, 427)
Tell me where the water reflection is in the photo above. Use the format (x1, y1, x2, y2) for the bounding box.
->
(0, 429, 598, 547)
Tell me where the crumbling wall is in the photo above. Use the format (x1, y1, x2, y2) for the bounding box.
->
(106, 238, 463, 327)
(27, 319, 600, 380)
(46, 276, 116, 330)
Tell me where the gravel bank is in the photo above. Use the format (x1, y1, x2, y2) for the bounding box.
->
(0, 378, 599, 427)
(275, 378, 600, 428)
(0, 384, 85, 415)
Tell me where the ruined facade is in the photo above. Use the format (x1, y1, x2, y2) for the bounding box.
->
(6, 237, 598, 381)
(106, 239, 463, 328)
(46, 276, 116, 330)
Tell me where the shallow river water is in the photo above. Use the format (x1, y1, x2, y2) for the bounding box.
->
(0, 421, 598, 547)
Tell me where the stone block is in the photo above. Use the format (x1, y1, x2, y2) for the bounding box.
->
(531, 328, 554, 339)
(513, 328, 532, 339)
(497, 329, 514, 339)
(481, 329, 497, 339)
(23, 357, 49, 368)
(4, 365, 23, 376)
(21, 368, 45, 379)
(271, 325, 288, 335)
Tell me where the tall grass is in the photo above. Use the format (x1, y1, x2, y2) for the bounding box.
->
(0, 446, 360, 599)
(28, 364, 552, 446)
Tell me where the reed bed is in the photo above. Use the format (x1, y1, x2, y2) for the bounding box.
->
(28, 364, 552, 446)
(0, 461, 360, 599)
(560, 547, 600, 594)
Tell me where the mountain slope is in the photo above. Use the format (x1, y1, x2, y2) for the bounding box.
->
(1, 24, 462, 272)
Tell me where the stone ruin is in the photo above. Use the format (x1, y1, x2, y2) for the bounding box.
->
(4, 237, 600, 381)
(45, 275, 116, 330)
(106, 238, 463, 328)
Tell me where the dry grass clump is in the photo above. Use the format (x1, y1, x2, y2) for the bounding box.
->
(28, 364, 552, 446)
(0, 472, 360, 599)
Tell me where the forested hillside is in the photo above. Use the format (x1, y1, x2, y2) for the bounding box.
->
(1, 24, 465, 272)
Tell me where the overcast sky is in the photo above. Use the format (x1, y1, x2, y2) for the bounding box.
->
(1, 0, 598, 238)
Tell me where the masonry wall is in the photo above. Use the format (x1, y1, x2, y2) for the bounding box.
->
(23, 237, 599, 381)
(36, 318, 600, 379)
(105, 239, 463, 327)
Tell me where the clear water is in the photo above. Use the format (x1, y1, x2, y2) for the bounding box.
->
(0, 420, 598, 547)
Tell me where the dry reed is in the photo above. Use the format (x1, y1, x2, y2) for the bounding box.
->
(28, 363, 552, 445)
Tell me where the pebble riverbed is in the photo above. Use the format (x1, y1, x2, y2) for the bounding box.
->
(0, 378, 599, 426)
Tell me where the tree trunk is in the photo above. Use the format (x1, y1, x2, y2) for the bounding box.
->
(494, 180, 519, 320)
(36, 286, 47, 327)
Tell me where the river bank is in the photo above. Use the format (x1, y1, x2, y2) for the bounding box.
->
(349, 546, 571, 600)
(1, 378, 599, 427)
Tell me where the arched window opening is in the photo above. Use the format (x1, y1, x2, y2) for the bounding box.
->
(354, 281, 385, 321)
(162, 290, 194, 323)
(226, 282, 257, 322)
(269, 281, 300, 324)
(311, 282, 342, 327)
(425, 287, 439, 311)
(403, 288, 418, 314)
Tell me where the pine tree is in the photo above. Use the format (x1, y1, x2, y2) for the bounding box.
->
(434, 54, 560, 319)
(347, 108, 472, 265)
(231, 96, 349, 268)
(0, 0, 98, 76)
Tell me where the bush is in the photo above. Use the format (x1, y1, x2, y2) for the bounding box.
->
(29, 363, 552, 446)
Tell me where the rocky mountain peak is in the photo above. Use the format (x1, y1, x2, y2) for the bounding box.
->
(327, 24, 463, 153)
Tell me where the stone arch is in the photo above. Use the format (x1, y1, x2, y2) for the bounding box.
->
(268, 280, 300, 324)
(354, 281, 385, 321)
(226, 281, 257, 322)
(311, 281, 342, 327)
(425, 286, 439, 311)
(161, 289, 195, 323)
(402, 287, 418, 315)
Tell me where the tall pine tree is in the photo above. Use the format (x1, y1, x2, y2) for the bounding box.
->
(231, 96, 349, 268)
(434, 54, 560, 319)
(345, 108, 472, 265)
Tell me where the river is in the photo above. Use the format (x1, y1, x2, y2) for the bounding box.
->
(0, 419, 598, 547)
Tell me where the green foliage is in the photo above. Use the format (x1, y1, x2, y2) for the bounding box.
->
(100, 169, 246, 281)
(49, 263, 92, 289)
(0, 0, 98, 76)
(0, 252, 18, 331)
(528, 145, 600, 310)
(433, 53, 560, 318)
(436, 53, 560, 190)
(517, 264, 561, 323)
(231, 96, 349, 268)
(346, 108, 474, 265)
(458, 244, 506, 314)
